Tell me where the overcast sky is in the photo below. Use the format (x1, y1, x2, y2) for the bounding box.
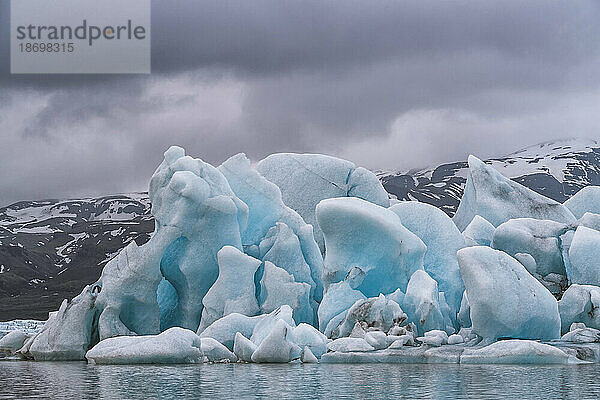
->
(1, 0, 600, 205)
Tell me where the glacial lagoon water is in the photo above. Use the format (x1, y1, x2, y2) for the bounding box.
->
(1, 361, 600, 399)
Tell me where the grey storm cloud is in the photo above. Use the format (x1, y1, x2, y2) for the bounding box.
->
(1, 0, 600, 205)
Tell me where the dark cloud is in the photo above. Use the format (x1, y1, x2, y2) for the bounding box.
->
(1, 0, 600, 205)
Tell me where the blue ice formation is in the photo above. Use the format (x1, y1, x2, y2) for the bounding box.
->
(457, 246, 561, 342)
(197, 246, 261, 332)
(329, 294, 406, 339)
(316, 197, 426, 296)
(256, 153, 389, 251)
(564, 186, 600, 218)
(462, 215, 495, 247)
(16, 146, 600, 364)
(568, 226, 600, 286)
(459, 340, 578, 364)
(259, 261, 313, 325)
(579, 212, 600, 231)
(390, 201, 465, 320)
(558, 284, 600, 333)
(453, 155, 576, 231)
(317, 280, 366, 334)
(402, 270, 448, 336)
(491, 218, 571, 277)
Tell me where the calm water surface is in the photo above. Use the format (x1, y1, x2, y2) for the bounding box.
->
(1, 361, 600, 399)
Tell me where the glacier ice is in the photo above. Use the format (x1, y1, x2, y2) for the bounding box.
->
(317, 280, 366, 333)
(457, 246, 561, 341)
(491, 218, 571, 277)
(200, 337, 238, 362)
(19, 145, 600, 365)
(250, 305, 296, 345)
(0, 330, 28, 357)
(259, 261, 313, 325)
(462, 215, 495, 246)
(301, 346, 318, 363)
(327, 337, 375, 353)
(329, 294, 407, 339)
(256, 153, 389, 252)
(197, 246, 261, 333)
(560, 327, 600, 343)
(233, 332, 257, 362)
(568, 226, 600, 286)
(447, 334, 464, 345)
(416, 330, 448, 347)
(316, 197, 425, 297)
(579, 212, 600, 231)
(85, 327, 207, 365)
(564, 186, 600, 219)
(402, 270, 448, 336)
(259, 222, 318, 302)
(251, 319, 301, 363)
(23, 286, 98, 361)
(457, 291, 471, 328)
(219, 153, 323, 301)
(558, 284, 600, 333)
(460, 340, 578, 364)
(390, 201, 465, 320)
(453, 155, 576, 231)
(198, 313, 259, 351)
(287, 323, 328, 358)
(152, 147, 248, 332)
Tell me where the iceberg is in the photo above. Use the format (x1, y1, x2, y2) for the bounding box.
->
(256, 153, 389, 251)
(558, 284, 600, 333)
(250, 305, 296, 345)
(453, 155, 576, 231)
(462, 215, 495, 246)
(317, 280, 366, 334)
(568, 226, 600, 286)
(233, 332, 257, 362)
(579, 212, 600, 232)
(457, 247, 561, 341)
(218, 153, 323, 301)
(287, 323, 328, 358)
(402, 270, 448, 336)
(327, 337, 375, 353)
(151, 147, 248, 332)
(491, 218, 571, 277)
(390, 201, 465, 319)
(22, 286, 98, 361)
(564, 186, 600, 219)
(197, 246, 261, 333)
(86, 327, 213, 365)
(329, 294, 407, 339)
(0, 330, 28, 357)
(259, 261, 313, 325)
(251, 320, 301, 363)
(460, 340, 578, 364)
(560, 327, 600, 343)
(19, 145, 600, 366)
(316, 197, 426, 297)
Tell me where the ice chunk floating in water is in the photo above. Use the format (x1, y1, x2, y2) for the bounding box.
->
(17, 146, 600, 365)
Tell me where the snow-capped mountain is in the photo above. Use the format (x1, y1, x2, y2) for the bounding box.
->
(0, 194, 154, 320)
(380, 138, 600, 216)
(1, 138, 599, 320)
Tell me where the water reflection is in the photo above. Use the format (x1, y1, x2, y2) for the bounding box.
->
(1, 361, 600, 399)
